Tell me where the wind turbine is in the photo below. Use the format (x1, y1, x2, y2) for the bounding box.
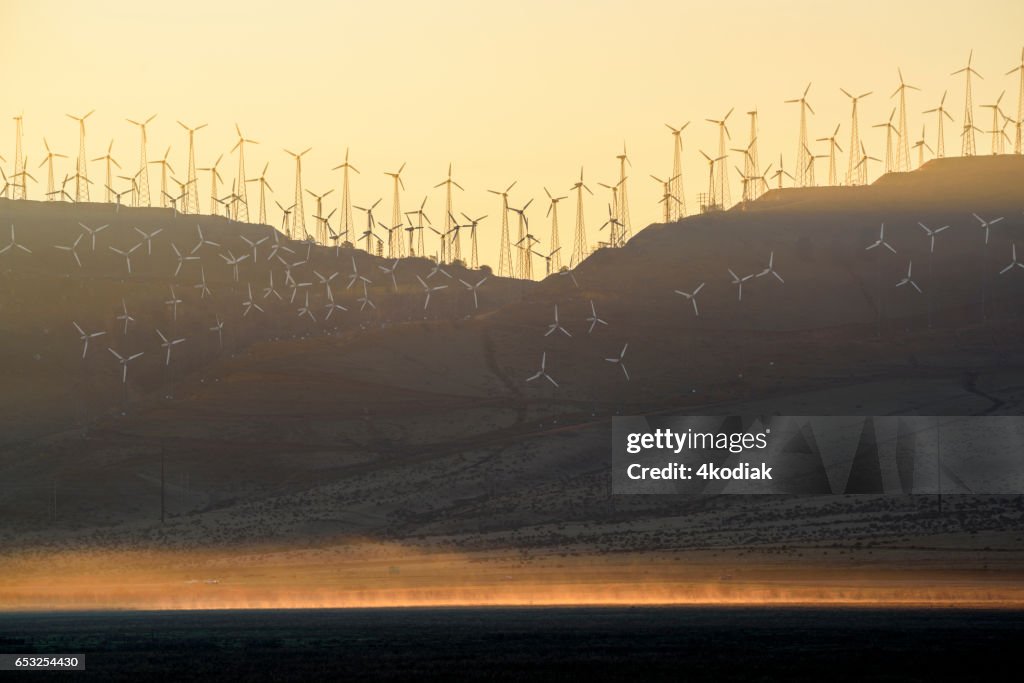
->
(149, 146, 175, 207)
(508, 199, 535, 277)
(756, 251, 785, 283)
(165, 285, 182, 321)
(156, 329, 185, 366)
(605, 343, 630, 381)
(209, 315, 224, 349)
(981, 92, 1010, 155)
(543, 188, 567, 272)
(108, 348, 144, 384)
(973, 213, 1005, 320)
(866, 223, 897, 338)
(816, 125, 843, 186)
(840, 88, 872, 185)
(699, 151, 727, 209)
(231, 124, 257, 221)
(674, 282, 705, 317)
(999, 243, 1024, 275)
(54, 233, 83, 268)
(488, 181, 517, 277)
(706, 109, 733, 204)
(526, 352, 558, 388)
(262, 271, 282, 300)
(650, 174, 681, 222)
(40, 139, 68, 200)
(380, 163, 407, 258)
(415, 275, 447, 311)
(923, 91, 954, 158)
(66, 110, 94, 201)
(569, 168, 593, 268)
(460, 212, 487, 270)
(544, 304, 571, 337)
(771, 154, 794, 189)
(73, 322, 105, 358)
(853, 143, 882, 180)
(615, 143, 632, 241)
(285, 147, 311, 238)
(785, 85, 815, 187)
(242, 283, 264, 317)
(126, 114, 156, 206)
(585, 300, 608, 333)
(306, 187, 335, 245)
(177, 120, 206, 213)
(458, 275, 488, 309)
(896, 260, 922, 293)
(116, 298, 135, 335)
(354, 199, 383, 255)
(665, 122, 689, 218)
(891, 68, 919, 171)
(435, 164, 464, 263)
(133, 226, 162, 256)
(332, 148, 359, 246)
(873, 109, 899, 173)
(171, 243, 198, 276)
(198, 154, 225, 215)
(1008, 48, 1024, 155)
(323, 286, 347, 319)
(220, 250, 249, 282)
(727, 268, 755, 301)
(952, 51, 983, 157)
(109, 242, 141, 275)
(10, 114, 24, 199)
(77, 222, 108, 251)
(195, 267, 212, 299)
(912, 126, 934, 169)
(245, 162, 273, 225)
(404, 197, 432, 257)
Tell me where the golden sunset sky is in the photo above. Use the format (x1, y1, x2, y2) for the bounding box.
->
(2, 0, 1023, 267)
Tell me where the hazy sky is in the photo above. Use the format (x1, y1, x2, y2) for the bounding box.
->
(2, 1, 1023, 268)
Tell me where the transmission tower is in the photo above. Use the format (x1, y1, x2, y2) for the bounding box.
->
(953, 51, 982, 157)
(665, 123, 688, 219)
(488, 181, 516, 277)
(333, 148, 359, 245)
(785, 85, 814, 187)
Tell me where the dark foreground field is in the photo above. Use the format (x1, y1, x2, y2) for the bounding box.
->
(1, 607, 1020, 681)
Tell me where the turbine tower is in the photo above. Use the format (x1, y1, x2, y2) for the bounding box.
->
(952, 50, 983, 157)
(615, 143, 632, 240)
(891, 68, 918, 172)
(1009, 48, 1024, 154)
(12, 114, 25, 199)
(544, 187, 566, 273)
(285, 147, 311, 239)
(232, 124, 258, 221)
(66, 110, 94, 202)
(706, 109, 733, 205)
(785, 84, 814, 187)
(923, 91, 954, 158)
(91, 140, 120, 203)
(333, 148, 359, 246)
(178, 120, 206, 214)
(841, 88, 871, 185)
(569, 168, 592, 268)
(488, 181, 516, 277)
(126, 114, 155, 206)
(435, 163, 465, 263)
(665, 122, 689, 219)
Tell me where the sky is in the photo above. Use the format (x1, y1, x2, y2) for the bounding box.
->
(2, 0, 1023, 271)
